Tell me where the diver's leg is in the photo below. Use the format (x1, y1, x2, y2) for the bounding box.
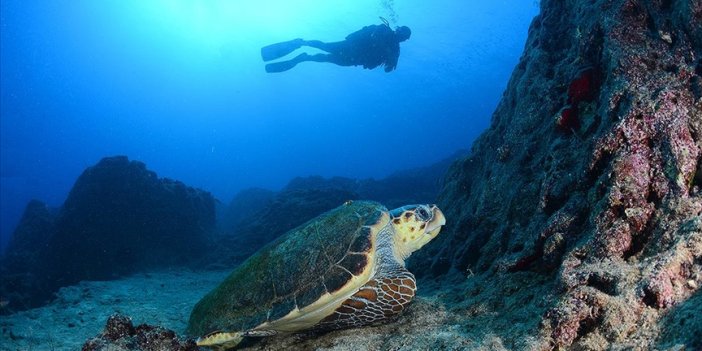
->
(261, 38, 305, 61)
(301, 53, 351, 67)
(265, 52, 352, 73)
(303, 53, 331, 62)
(264, 53, 330, 73)
(301, 40, 344, 54)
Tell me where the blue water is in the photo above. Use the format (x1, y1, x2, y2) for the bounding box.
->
(0, 1, 538, 250)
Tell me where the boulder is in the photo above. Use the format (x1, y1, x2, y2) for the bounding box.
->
(47, 157, 215, 279)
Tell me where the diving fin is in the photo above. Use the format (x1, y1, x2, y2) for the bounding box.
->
(264, 53, 308, 73)
(261, 39, 304, 61)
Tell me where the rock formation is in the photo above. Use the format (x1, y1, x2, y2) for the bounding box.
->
(0, 156, 216, 311)
(47, 156, 215, 278)
(82, 314, 198, 351)
(0, 200, 57, 312)
(410, 0, 701, 348)
(206, 186, 357, 267)
(217, 188, 275, 233)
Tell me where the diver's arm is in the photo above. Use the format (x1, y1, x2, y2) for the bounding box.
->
(384, 46, 399, 72)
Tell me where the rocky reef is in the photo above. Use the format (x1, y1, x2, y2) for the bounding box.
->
(0, 156, 216, 312)
(410, 0, 702, 348)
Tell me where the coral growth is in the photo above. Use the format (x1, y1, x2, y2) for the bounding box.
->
(555, 105, 580, 133)
(567, 67, 599, 104)
(82, 314, 198, 351)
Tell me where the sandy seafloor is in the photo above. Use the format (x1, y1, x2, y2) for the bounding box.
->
(0, 267, 546, 351)
(0, 269, 508, 351)
(0, 270, 230, 351)
(1, 268, 695, 350)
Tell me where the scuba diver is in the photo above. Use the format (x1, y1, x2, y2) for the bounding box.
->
(261, 20, 411, 73)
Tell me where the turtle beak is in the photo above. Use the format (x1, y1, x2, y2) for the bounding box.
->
(425, 206, 446, 235)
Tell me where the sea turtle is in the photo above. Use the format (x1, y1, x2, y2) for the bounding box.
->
(187, 200, 445, 350)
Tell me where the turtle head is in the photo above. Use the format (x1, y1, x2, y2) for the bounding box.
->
(389, 204, 446, 261)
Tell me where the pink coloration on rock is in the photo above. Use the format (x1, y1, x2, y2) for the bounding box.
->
(568, 67, 599, 104)
(555, 105, 579, 133)
(643, 270, 675, 309)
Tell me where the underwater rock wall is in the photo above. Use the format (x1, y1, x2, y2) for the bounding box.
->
(411, 0, 701, 348)
(0, 156, 216, 311)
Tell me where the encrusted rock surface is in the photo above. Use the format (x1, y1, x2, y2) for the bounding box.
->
(410, 0, 702, 349)
(82, 314, 198, 351)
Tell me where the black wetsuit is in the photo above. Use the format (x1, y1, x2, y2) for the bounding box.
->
(262, 24, 408, 73)
(306, 25, 401, 72)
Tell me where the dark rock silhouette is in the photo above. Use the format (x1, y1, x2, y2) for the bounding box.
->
(218, 187, 275, 232)
(0, 200, 57, 311)
(283, 149, 463, 210)
(0, 156, 216, 311)
(205, 187, 357, 267)
(3, 200, 56, 258)
(47, 156, 216, 280)
(208, 150, 465, 267)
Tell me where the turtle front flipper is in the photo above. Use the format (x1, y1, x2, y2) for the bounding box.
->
(196, 330, 244, 350)
(316, 268, 416, 330)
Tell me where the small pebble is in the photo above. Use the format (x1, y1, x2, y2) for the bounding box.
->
(658, 30, 672, 44)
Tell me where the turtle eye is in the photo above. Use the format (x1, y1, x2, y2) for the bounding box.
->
(415, 206, 431, 221)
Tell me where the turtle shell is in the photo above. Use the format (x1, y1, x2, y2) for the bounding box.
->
(187, 200, 388, 337)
